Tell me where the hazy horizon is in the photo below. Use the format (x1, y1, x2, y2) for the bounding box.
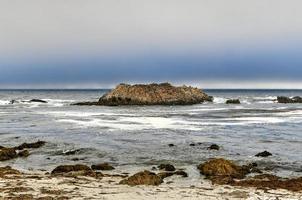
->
(1, 1, 302, 89)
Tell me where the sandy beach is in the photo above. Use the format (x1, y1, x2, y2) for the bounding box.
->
(1, 168, 302, 200)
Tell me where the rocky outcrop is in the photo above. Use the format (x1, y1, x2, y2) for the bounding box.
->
(119, 170, 163, 186)
(226, 99, 240, 104)
(73, 83, 212, 106)
(277, 96, 302, 103)
(0, 166, 21, 178)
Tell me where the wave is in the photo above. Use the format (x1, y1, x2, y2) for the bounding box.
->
(0, 100, 10, 105)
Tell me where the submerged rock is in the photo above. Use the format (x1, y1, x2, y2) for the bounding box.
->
(29, 99, 48, 103)
(119, 170, 163, 186)
(255, 151, 272, 157)
(226, 99, 241, 104)
(277, 96, 302, 103)
(73, 83, 212, 106)
(15, 141, 46, 150)
(158, 170, 188, 179)
(18, 150, 30, 157)
(158, 164, 176, 172)
(91, 163, 115, 171)
(0, 148, 18, 161)
(208, 144, 220, 150)
(51, 164, 95, 177)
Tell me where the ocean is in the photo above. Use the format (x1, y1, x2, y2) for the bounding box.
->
(0, 89, 302, 179)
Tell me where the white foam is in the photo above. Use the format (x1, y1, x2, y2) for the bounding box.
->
(0, 100, 10, 105)
(213, 97, 226, 104)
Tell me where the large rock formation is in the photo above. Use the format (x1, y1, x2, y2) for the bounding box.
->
(277, 96, 302, 103)
(74, 83, 212, 106)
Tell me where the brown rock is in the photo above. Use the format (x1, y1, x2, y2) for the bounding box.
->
(197, 158, 249, 179)
(18, 150, 30, 157)
(0, 148, 18, 161)
(73, 83, 212, 106)
(232, 174, 302, 192)
(0, 166, 21, 177)
(91, 163, 115, 171)
(158, 170, 188, 179)
(119, 170, 163, 186)
(51, 164, 95, 177)
(15, 141, 46, 150)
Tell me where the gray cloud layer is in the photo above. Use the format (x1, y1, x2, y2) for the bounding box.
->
(1, 0, 302, 88)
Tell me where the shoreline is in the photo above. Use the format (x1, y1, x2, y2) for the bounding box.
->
(1, 167, 302, 200)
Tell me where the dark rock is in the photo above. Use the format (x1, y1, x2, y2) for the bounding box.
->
(226, 99, 241, 104)
(15, 141, 46, 150)
(174, 170, 188, 177)
(158, 164, 176, 172)
(208, 144, 220, 150)
(119, 170, 163, 186)
(51, 164, 95, 177)
(18, 150, 30, 157)
(0, 148, 18, 161)
(255, 151, 272, 157)
(73, 83, 212, 106)
(91, 163, 115, 171)
(9, 100, 18, 104)
(189, 143, 196, 146)
(277, 96, 302, 103)
(168, 144, 175, 147)
(29, 99, 47, 103)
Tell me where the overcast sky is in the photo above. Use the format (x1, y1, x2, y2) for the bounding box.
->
(1, 0, 302, 88)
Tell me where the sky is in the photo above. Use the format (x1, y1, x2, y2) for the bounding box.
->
(1, 0, 302, 89)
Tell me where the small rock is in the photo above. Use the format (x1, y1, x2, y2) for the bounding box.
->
(29, 99, 48, 103)
(51, 164, 95, 177)
(189, 143, 196, 146)
(18, 150, 30, 157)
(255, 151, 272, 157)
(0, 166, 20, 177)
(0, 148, 18, 161)
(168, 144, 175, 147)
(91, 163, 115, 171)
(15, 141, 46, 150)
(208, 144, 220, 150)
(119, 170, 163, 186)
(226, 99, 241, 104)
(158, 164, 176, 172)
(174, 170, 188, 177)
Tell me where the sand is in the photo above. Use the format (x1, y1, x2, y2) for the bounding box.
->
(0, 171, 301, 200)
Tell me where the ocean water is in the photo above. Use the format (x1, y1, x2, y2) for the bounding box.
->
(0, 89, 302, 178)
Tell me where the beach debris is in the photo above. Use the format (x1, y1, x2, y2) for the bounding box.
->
(51, 164, 95, 177)
(255, 151, 272, 157)
(158, 164, 176, 172)
(277, 96, 302, 103)
(232, 174, 302, 192)
(15, 141, 46, 150)
(226, 99, 241, 104)
(119, 170, 163, 186)
(91, 163, 115, 171)
(73, 83, 212, 106)
(207, 144, 220, 150)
